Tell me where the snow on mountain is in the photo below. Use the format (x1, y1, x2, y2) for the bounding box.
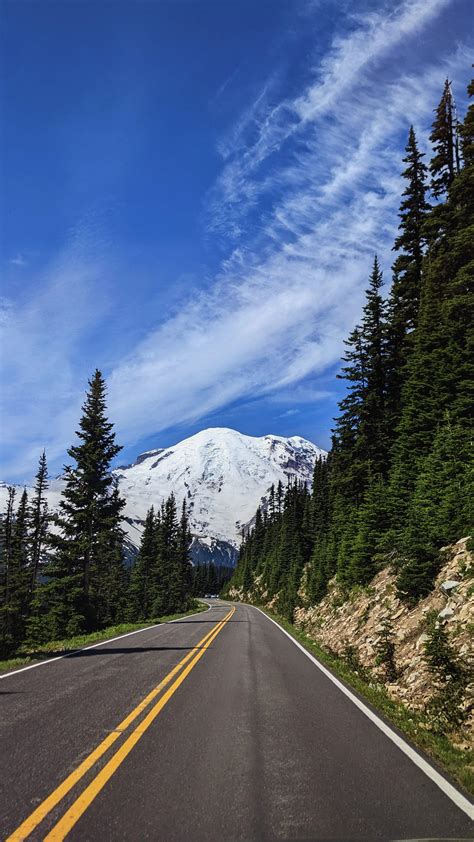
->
(0, 428, 326, 565)
(116, 428, 325, 555)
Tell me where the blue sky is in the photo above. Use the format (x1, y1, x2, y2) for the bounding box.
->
(1, 0, 472, 480)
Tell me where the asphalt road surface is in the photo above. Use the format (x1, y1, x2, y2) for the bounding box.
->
(0, 601, 472, 841)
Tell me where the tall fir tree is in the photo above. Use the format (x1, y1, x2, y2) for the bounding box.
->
(29, 371, 126, 641)
(387, 127, 430, 431)
(128, 507, 157, 620)
(177, 499, 193, 606)
(439, 75, 474, 427)
(1, 490, 31, 651)
(359, 256, 389, 478)
(28, 450, 49, 596)
(429, 79, 461, 199)
(0, 487, 16, 616)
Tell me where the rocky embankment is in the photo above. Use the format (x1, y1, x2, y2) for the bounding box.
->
(295, 536, 473, 746)
(231, 537, 473, 745)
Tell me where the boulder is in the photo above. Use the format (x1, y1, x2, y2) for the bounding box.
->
(441, 579, 460, 594)
(416, 632, 429, 650)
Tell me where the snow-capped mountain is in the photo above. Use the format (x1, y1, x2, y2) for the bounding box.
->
(0, 428, 326, 565)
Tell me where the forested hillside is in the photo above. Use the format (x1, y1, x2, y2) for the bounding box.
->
(227, 75, 473, 619)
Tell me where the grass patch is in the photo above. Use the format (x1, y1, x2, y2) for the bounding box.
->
(0, 601, 208, 674)
(258, 605, 473, 796)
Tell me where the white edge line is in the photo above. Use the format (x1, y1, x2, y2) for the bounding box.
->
(0, 602, 213, 681)
(253, 605, 474, 820)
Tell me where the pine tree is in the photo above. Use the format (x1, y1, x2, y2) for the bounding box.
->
(0, 487, 16, 654)
(162, 494, 182, 613)
(396, 414, 473, 601)
(429, 79, 461, 199)
(28, 450, 49, 596)
(30, 371, 125, 640)
(96, 479, 128, 626)
(349, 474, 389, 585)
(128, 507, 157, 620)
(151, 494, 191, 617)
(387, 127, 430, 431)
(359, 256, 389, 478)
(390, 75, 473, 540)
(332, 326, 367, 505)
(307, 458, 331, 604)
(1, 490, 31, 651)
(177, 499, 193, 608)
(439, 75, 474, 426)
(392, 127, 430, 329)
(388, 253, 448, 531)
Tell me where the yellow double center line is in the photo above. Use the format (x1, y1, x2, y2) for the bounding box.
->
(8, 607, 235, 841)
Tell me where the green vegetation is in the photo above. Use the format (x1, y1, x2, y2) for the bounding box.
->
(191, 562, 233, 597)
(374, 618, 397, 683)
(424, 610, 471, 734)
(1, 371, 196, 658)
(224, 74, 473, 763)
(227, 73, 473, 609)
(0, 602, 206, 674)
(258, 607, 473, 795)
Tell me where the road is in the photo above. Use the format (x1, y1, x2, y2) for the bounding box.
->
(0, 601, 472, 841)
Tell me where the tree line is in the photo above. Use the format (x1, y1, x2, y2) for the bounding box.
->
(227, 75, 473, 618)
(0, 371, 195, 657)
(192, 562, 233, 597)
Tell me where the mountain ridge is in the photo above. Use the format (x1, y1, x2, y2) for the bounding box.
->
(0, 427, 326, 565)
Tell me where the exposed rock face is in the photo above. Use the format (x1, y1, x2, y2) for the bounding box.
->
(293, 537, 473, 745)
(230, 537, 473, 744)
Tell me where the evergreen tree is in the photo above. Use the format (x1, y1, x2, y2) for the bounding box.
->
(150, 494, 193, 616)
(128, 507, 157, 620)
(429, 79, 461, 198)
(30, 371, 125, 640)
(396, 414, 473, 601)
(387, 127, 430, 430)
(28, 450, 49, 596)
(0, 487, 15, 597)
(0, 488, 16, 645)
(359, 256, 389, 478)
(307, 458, 331, 603)
(349, 474, 389, 585)
(439, 76, 474, 426)
(390, 74, 473, 545)
(392, 127, 430, 328)
(332, 326, 367, 506)
(1, 490, 30, 651)
(176, 499, 193, 608)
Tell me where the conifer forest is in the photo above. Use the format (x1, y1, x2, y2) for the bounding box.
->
(227, 76, 473, 618)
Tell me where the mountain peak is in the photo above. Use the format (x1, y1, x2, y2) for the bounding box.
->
(119, 427, 326, 554)
(0, 427, 326, 566)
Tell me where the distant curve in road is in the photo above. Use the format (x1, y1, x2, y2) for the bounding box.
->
(1, 601, 472, 841)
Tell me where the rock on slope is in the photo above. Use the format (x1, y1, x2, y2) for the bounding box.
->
(231, 537, 473, 745)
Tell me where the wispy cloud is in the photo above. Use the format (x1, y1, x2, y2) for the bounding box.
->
(0, 223, 112, 478)
(8, 254, 28, 267)
(279, 408, 300, 418)
(1, 0, 471, 482)
(105, 4, 469, 451)
(211, 65, 241, 104)
(206, 0, 455, 237)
